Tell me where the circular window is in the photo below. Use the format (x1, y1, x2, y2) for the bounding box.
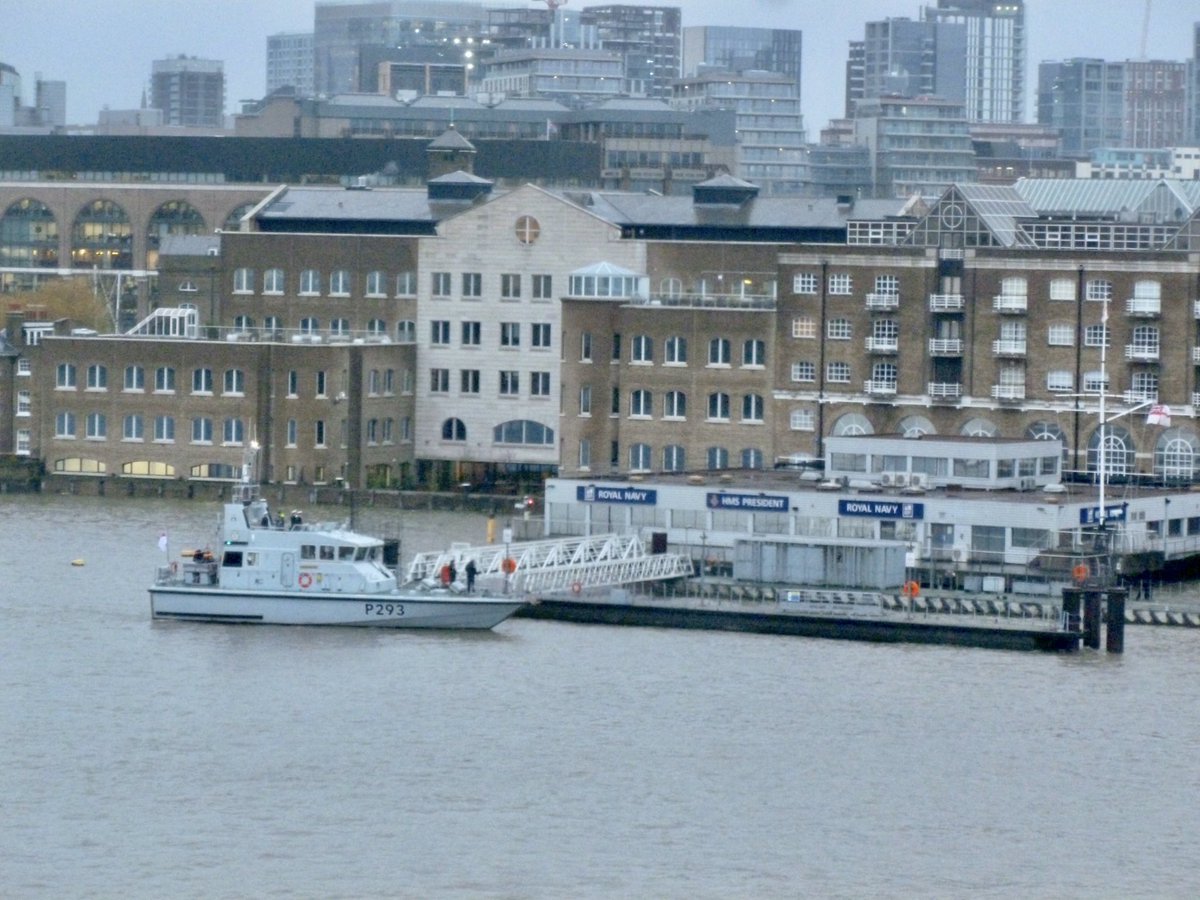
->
(939, 202, 965, 229)
(515, 215, 540, 245)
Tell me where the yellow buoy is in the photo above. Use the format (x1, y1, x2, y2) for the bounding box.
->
(71, 559, 85, 567)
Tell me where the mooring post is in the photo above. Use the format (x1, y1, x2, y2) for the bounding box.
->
(1105, 588, 1126, 654)
(1083, 590, 1103, 649)
(1061, 587, 1082, 633)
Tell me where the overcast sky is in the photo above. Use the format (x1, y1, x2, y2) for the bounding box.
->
(1, 0, 1197, 130)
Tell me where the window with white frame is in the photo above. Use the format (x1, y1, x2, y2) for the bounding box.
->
(460, 369, 480, 394)
(828, 273, 852, 295)
(579, 386, 592, 415)
(191, 367, 213, 394)
(1049, 278, 1074, 301)
(329, 270, 350, 296)
(430, 368, 449, 393)
(1086, 279, 1113, 301)
(56, 411, 76, 438)
(500, 273, 521, 299)
(367, 318, 386, 335)
(154, 415, 175, 442)
(431, 272, 451, 297)
(742, 393, 764, 422)
(500, 322, 520, 347)
(299, 317, 319, 334)
(1046, 370, 1074, 393)
(124, 414, 143, 441)
(85, 412, 106, 440)
(262, 268, 284, 294)
(192, 417, 213, 444)
(792, 316, 816, 339)
(397, 320, 415, 342)
(461, 272, 482, 298)
(790, 408, 815, 431)
(663, 445, 686, 471)
(630, 389, 652, 417)
(315, 371, 327, 397)
(314, 420, 327, 447)
(365, 270, 386, 297)
(708, 338, 731, 365)
(1048, 323, 1074, 346)
(1132, 280, 1161, 300)
(664, 335, 687, 364)
(396, 272, 417, 297)
(461, 321, 481, 346)
(286, 419, 297, 447)
(578, 438, 591, 469)
(222, 418, 245, 446)
(1000, 276, 1027, 298)
(532, 274, 552, 299)
(874, 274, 899, 296)
(1130, 324, 1159, 355)
(1084, 324, 1109, 348)
(1131, 371, 1158, 398)
(17, 358, 30, 376)
(629, 443, 652, 472)
(664, 390, 686, 419)
(430, 320, 451, 345)
(499, 371, 519, 395)
(827, 319, 852, 340)
(741, 448, 764, 469)
(299, 269, 320, 295)
(16, 390, 31, 415)
(84, 364, 107, 390)
(155, 366, 175, 393)
(707, 446, 729, 469)
(223, 369, 245, 395)
(233, 267, 254, 294)
(791, 361, 816, 382)
(793, 272, 818, 294)
(16, 428, 31, 455)
(56, 363, 76, 389)
(742, 339, 765, 367)
(1083, 370, 1109, 393)
(531, 323, 551, 349)
(580, 332, 593, 361)
(329, 317, 349, 336)
(530, 371, 550, 396)
(631, 334, 653, 363)
(873, 319, 899, 341)
(826, 361, 851, 383)
(707, 392, 731, 421)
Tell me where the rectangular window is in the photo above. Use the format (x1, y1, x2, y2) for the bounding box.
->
(499, 371, 519, 395)
(329, 270, 350, 296)
(874, 274, 899, 296)
(299, 269, 320, 295)
(460, 369, 480, 394)
(1086, 279, 1113, 301)
(286, 419, 297, 447)
(396, 272, 417, 297)
(287, 370, 298, 397)
(500, 322, 520, 347)
(580, 332, 593, 361)
(532, 274, 552, 299)
(1046, 371, 1074, 393)
(828, 273, 852, 295)
(827, 319, 852, 340)
(430, 368, 449, 393)
(530, 371, 550, 396)
(431, 320, 451, 345)
(531, 323, 551, 349)
(1049, 278, 1074, 301)
(88, 412, 111, 439)
(611, 333, 622, 362)
(790, 409, 815, 431)
(579, 386, 592, 415)
(431, 272, 451, 297)
(793, 272, 818, 294)
(791, 362, 816, 382)
(17, 390, 32, 415)
(792, 316, 816, 339)
(1047, 324, 1074, 346)
(154, 367, 175, 393)
(579, 438, 591, 469)
(1084, 324, 1109, 348)
(124, 365, 145, 391)
(314, 420, 326, 448)
(501, 274, 521, 299)
(233, 267, 253, 294)
(461, 272, 482, 298)
(461, 321, 481, 346)
(826, 361, 851, 383)
(315, 371, 327, 397)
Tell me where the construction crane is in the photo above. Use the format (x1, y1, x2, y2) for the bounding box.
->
(1140, 0, 1152, 59)
(543, 0, 568, 11)
(543, 0, 568, 49)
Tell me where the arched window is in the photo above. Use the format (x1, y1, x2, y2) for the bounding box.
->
(1086, 425, 1133, 480)
(442, 418, 466, 441)
(629, 443, 652, 472)
(1154, 429, 1199, 483)
(222, 202, 256, 231)
(898, 415, 935, 437)
(707, 392, 730, 421)
(72, 199, 132, 269)
(706, 446, 729, 470)
(630, 389, 653, 417)
(741, 448, 764, 469)
(832, 412, 873, 436)
(146, 200, 205, 254)
(1, 198, 59, 270)
(493, 420, 554, 445)
(664, 390, 687, 419)
(961, 417, 998, 438)
(741, 393, 764, 422)
(662, 445, 686, 471)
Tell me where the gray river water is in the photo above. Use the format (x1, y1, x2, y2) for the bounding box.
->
(2, 493, 1199, 899)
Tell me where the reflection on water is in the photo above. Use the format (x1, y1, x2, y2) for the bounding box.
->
(2, 494, 1199, 898)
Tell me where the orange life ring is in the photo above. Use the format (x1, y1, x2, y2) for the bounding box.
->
(298, 572, 313, 589)
(1072, 564, 1089, 584)
(902, 580, 920, 598)
(571, 581, 583, 595)
(501, 557, 517, 574)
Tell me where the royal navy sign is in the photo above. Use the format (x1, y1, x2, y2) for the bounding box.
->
(838, 499, 925, 520)
(706, 492, 789, 512)
(1079, 504, 1127, 525)
(577, 484, 658, 505)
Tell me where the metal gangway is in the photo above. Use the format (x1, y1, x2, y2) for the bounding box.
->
(405, 532, 694, 594)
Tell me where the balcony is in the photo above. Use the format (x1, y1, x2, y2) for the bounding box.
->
(1194, 347, 1200, 364)
(864, 380, 898, 396)
(928, 337, 963, 356)
(928, 382, 962, 400)
(1123, 389, 1158, 404)
(929, 293, 964, 312)
(865, 292, 900, 311)
(1124, 344, 1160, 362)
(1194, 300, 1200, 319)
(993, 294, 1028, 313)
(1193, 392, 1200, 408)
(991, 384, 1026, 401)
(992, 339, 1027, 357)
(864, 336, 899, 353)
(635, 292, 775, 310)
(1126, 297, 1161, 316)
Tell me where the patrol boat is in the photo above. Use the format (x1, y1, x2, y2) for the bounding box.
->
(149, 452, 525, 629)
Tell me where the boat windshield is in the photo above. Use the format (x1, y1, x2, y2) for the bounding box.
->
(355, 547, 369, 561)
(339, 547, 355, 561)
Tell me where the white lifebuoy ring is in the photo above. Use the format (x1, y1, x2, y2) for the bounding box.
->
(298, 573, 313, 589)
(571, 581, 582, 595)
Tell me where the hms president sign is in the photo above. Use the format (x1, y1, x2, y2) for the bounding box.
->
(706, 492, 789, 511)
(838, 499, 925, 520)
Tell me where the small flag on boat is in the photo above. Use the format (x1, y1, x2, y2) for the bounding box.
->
(158, 532, 169, 553)
(1147, 404, 1172, 427)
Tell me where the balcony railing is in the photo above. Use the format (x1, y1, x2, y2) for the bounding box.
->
(864, 380, 898, 396)
(1193, 347, 1200, 364)
(1193, 392, 1200, 408)
(992, 339, 1027, 356)
(865, 292, 900, 310)
(991, 384, 1026, 400)
(1126, 297, 1161, 316)
(1124, 344, 1160, 362)
(928, 382, 962, 399)
(993, 294, 1028, 313)
(1194, 300, 1200, 319)
(929, 293, 964, 312)
(928, 338, 963, 356)
(633, 292, 776, 310)
(864, 336, 899, 353)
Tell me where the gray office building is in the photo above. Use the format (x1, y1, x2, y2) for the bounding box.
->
(267, 32, 315, 97)
(151, 56, 226, 128)
(920, 0, 1024, 123)
(681, 26, 802, 91)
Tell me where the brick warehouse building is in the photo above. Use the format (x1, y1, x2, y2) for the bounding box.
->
(11, 174, 1200, 491)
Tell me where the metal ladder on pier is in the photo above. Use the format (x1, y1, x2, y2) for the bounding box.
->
(405, 533, 694, 593)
